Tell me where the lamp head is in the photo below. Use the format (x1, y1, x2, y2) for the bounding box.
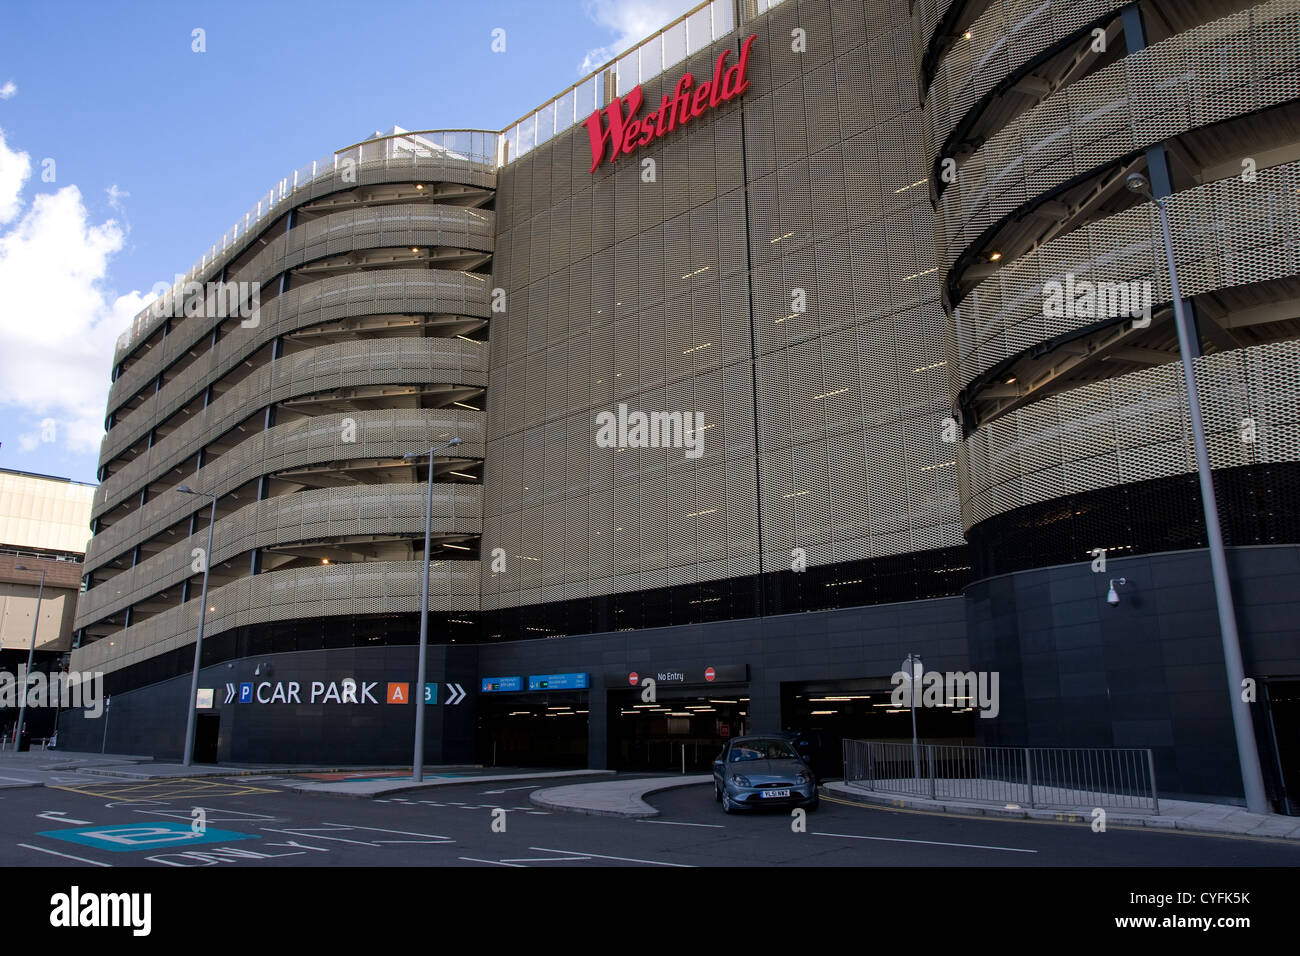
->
(177, 485, 194, 494)
(1107, 577, 1127, 607)
(447, 437, 463, 446)
(1125, 173, 1152, 198)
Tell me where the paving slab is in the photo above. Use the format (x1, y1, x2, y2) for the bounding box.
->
(294, 768, 616, 798)
(530, 775, 712, 817)
(825, 782, 1300, 840)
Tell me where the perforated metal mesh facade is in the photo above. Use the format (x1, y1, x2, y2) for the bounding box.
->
(85, 409, 485, 569)
(920, 0, 1127, 162)
(954, 160, 1300, 392)
(483, 0, 964, 617)
(961, 339, 1300, 528)
(927, 1, 1300, 536)
(74, 560, 481, 675)
(74, 151, 493, 676)
(932, 1, 1300, 273)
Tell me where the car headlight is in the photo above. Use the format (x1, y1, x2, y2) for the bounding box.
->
(796, 771, 811, 783)
(732, 775, 752, 788)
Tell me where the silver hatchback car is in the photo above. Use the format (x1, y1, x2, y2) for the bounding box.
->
(714, 735, 819, 813)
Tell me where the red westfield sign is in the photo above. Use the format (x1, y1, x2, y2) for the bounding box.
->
(585, 34, 757, 173)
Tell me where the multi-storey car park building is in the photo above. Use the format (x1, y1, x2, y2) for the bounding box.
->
(60, 0, 1300, 808)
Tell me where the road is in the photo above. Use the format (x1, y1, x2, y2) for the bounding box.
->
(2, 773, 1298, 867)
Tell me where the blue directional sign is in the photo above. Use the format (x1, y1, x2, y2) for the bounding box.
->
(38, 822, 259, 853)
(528, 673, 588, 691)
(481, 676, 522, 692)
(424, 683, 438, 704)
(238, 682, 253, 703)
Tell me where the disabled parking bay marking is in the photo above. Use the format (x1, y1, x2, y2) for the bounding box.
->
(36, 821, 260, 853)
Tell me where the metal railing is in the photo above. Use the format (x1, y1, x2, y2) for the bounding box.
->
(116, 0, 798, 361)
(843, 739, 1160, 812)
(114, 128, 498, 362)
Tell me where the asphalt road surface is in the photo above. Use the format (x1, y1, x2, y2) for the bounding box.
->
(3, 774, 1299, 867)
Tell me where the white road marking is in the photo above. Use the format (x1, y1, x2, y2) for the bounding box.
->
(499, 855, 590, 863)
(18, 843, 112, 866)
(636, 820, 725, 828)
(459, 856, 525, 867)
(37, 811, 93, 825)
(812, 831, 1037, 853)
(482, 785, 541, 795)
(259, 823, 454, 846)
(530, 846, 694, 867)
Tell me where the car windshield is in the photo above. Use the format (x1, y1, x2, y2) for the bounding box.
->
(729, 739, 798, 761)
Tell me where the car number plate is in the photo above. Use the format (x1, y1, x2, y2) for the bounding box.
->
(760, 789, 791, 798)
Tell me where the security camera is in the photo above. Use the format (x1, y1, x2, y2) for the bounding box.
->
(1107, 577, 1127, 607)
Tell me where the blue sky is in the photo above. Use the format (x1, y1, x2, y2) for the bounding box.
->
(0, 0, 693, 484)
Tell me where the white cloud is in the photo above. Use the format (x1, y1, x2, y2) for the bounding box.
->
(0, 81, 15, 100)
(106, 183, 130, 214)
(0, 128, 149, 458)
(0, 133, 30, 224)
(579, 0, 695, 74)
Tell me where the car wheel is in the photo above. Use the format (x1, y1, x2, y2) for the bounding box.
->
(803, 792, 820, 812)
(721, 791, 737, 814)
(714, 783, 722, 803)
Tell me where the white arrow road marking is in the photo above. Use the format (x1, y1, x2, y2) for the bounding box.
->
(224, 683, 235, 704)
(482, 785, 540, 794)
(37, 811, 93, 825)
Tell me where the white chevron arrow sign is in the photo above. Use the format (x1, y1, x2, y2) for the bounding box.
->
(444, 683, 465, 705)
(224, 683, 236, 704)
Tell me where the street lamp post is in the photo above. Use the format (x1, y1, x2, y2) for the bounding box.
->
(1125, 173, 1270, 814)
(903, 653, 922, 781)
(177, 486, 219, 767)
(12, 565, 46, 752)
(403, 437, 463, 782)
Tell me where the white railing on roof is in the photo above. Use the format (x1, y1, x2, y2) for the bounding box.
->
(114, 129, 498, 361)
(117, 0, 792, 363)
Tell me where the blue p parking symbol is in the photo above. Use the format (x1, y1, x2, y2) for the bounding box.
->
(38, 822, 259, 853)
(239, 682, 253, 703)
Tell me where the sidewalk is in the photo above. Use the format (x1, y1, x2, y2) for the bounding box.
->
(825, 781, 1300, 841)
(291, 768, 615, 797)
(530, 775, 711, 817)
(0, 749, 615, 796)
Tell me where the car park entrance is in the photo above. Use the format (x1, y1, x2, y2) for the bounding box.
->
(475, 690, 589, 768)
(611, 687, 749, 771)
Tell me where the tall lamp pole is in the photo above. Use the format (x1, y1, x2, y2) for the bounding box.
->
(903, 653, 922, 781)
(1125, 173, 1269, 814)
(177, 486, 219, 767)
(12, 565, 46, 751)
(403, 436, 463, 782)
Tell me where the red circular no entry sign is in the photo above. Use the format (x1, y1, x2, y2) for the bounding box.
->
(628, 671, 639, 686)
(705, 667, 716, 682)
